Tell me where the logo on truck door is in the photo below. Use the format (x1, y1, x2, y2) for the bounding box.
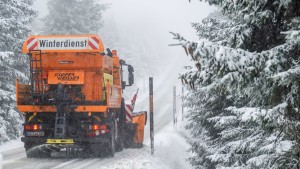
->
(48, 71, 84, 84)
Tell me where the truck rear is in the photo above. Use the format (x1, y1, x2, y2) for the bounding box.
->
(16, 35, 146, 158)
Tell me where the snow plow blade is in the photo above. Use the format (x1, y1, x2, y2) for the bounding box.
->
(130, 111, 147, 148)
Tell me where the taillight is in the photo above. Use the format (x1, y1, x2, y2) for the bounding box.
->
(90, 124, 107, 130)
(25, 124, 42, 131)
(93, 124, 99, 130)
(87, 124, 109, 137)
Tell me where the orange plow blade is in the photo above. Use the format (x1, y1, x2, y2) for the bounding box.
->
(131, 111, 147, 147)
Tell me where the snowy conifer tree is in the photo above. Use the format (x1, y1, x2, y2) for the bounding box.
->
(172, 0, 300, 168)
(0, 0, 37, 143)
(43, 0, 107, 34)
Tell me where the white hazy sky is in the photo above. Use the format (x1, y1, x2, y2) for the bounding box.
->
(33, 0, 213, 39)
(33, 0, 214, 91)
(104, 0, 213, 40)
(33, 0, 214, 48)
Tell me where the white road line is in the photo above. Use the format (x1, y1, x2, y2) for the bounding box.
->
(51, 159, 79, 169)
(2, 158, 24, 165)
(67, 159, 99, 169)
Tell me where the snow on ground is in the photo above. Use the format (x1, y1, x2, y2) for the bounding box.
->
(0, 139, 23, 169)
(96, 121, 192, 169)
(0, 139, 23, 153)
(0, 90, 193, 169)
(0, 122, 192, 169)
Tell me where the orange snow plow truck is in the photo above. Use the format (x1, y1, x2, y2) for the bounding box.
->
(16, 35, 146, 158)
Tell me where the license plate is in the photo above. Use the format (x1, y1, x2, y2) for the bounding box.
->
(26, 131, 45, 136)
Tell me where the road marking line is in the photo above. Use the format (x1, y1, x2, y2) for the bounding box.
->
(70, 159, 99, 169)
(51, 159, 79, 169)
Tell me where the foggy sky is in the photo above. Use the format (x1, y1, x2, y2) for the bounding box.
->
(33, 0, 213, 40)
(32, 0, 214, 91)
(99, 0, 214, 85)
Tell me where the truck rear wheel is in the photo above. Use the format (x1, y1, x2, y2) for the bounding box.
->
(106, 122, 115, 157)
(116, 98, 125, 151)
(115, 134, 124, 152)
(84, 144, 102, 158)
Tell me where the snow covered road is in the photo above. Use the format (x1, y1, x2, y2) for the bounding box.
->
(0, 103, 192, 169)
(0, 125, 191, 169)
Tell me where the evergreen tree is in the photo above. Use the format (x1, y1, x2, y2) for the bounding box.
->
(0, 0, 37, 143)
(43, 0, 107, 34)
(172, 0, 300, 168)
(0, 0, 36, 51)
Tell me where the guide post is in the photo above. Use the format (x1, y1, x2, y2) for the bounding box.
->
(149, 77, 154, 155)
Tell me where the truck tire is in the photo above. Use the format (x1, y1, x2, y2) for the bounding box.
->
(115, 129, 124, 152)
(116, 99, 125, 151)
(84, 144, 101, 158)
(106, 122, 115, 157)
(116, 114, 124, 151)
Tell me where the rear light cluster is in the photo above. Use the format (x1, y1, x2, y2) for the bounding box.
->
(25, 124, 42, 131)
(90, 124, 106, 130)
(87, 124, 110, 137)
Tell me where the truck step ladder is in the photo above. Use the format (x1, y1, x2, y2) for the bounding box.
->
(29, 50, 43, 97)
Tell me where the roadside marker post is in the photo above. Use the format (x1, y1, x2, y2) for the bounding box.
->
(149, 77, 154, 155)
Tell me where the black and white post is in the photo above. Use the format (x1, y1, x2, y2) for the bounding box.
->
(149, 77, 154, 155)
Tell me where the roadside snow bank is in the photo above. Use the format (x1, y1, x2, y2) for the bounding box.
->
(153, 122, 192, 169)
(0, 138, 22, 153)
(98, 122, 192, 169)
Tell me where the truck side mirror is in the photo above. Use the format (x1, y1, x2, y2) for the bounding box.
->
(128, 65, 134, 73)
(122, 81, 126, 90)
(128, 65, 134, 86)
(128, 73, 134, 86)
